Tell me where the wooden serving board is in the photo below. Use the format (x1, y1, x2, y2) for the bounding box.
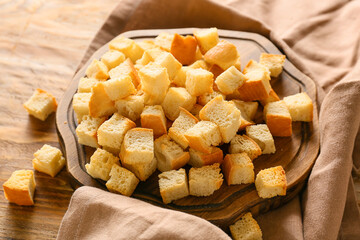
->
(56, 28, 319, 230)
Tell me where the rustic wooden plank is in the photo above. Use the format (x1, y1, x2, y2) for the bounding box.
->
(0, 0, 119, 238)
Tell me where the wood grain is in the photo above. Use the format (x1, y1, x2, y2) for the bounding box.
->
(1, 1, 360, 239)
(0, 0, 119, 239)
(57, 28, 320, 230)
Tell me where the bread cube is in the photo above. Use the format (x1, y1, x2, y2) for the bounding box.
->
(185, 68, 213, 96)
(106, 164, 139, 196)
(115, 94, 145, 121)
(120, 128, 154, 165)
(193, 28, 219, 54)
(232, 100, 258, 121)
(89, 82, 116, 118)
(234, 57, 242, 71)
(122, 157, 157, 181)
(101, 50, 126, 70)
(86, 59, 109, 80)
(154, 32, 174, 52)
(162, 87, 196, 121)
(264, 101, 292, 137)
(283, 92, 313, 122)
(190, 104, 202, 120)
(154, 52, 182, 79)
(189, 59, 209, 70)
(194, 46, 203, 60)
(184, 121, 222, 154)
(73, 93, 91, 123)
(232, 100, 258, 130)
(23, 89, 57, 121)
(204, 40, 239, 70)
(97, 113, 136, 149)
(78, 77, 99, 93)
(246, 124, 275, 154)
(158, 168, 189, 204)
(238, 60, 271, 101)
(85, 148, 120, 181)
(136, 48, 165, 66)
(260, 53, 286, 77)
(137, 40, 157, 51)
(255, 166, 287, 198)
(209, 64, 224, 79)
(188, 147, 223, 167)
(168, 107, 199, 149)
(230, 212, 263, 240)
(259, 88, 280, 106)
(226, 89, 242, 100)
(189, 163, 223, 197)
(197, 91, 225, 106)
(139, 63, 170, 105)
(172, 66, 190, 87)
(109, 59, 141, 88)
(154, 135, 190, 172)
(229, 135, 262, 160)
(222, 153, 254, 185)
(215, 66, 247, 95)
(170, 33, 197, 65)
(141, 105, 167, 138)
(3, 170, 36, 206)
(102, 146, 121, 156)
(102, 76, 136, 101)
(76, 115, 105, 148)
(32, 144, 65, 177)
(109, 37, 144, 62)
(199, 96, 241, 143)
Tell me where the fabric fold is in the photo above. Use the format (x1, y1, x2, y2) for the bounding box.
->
(57, 186, 230, 240)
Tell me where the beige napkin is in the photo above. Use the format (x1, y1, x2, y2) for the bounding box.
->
(58, 0, 360, 239)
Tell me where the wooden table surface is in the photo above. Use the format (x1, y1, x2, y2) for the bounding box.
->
(0, 0, 359, 239)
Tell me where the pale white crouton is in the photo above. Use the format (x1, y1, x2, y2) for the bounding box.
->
(283, 92, 313, 122)
(255, 166, 287, 198)
(215, 66, 246, 95)
(189, 163, 223, 197)
(199, 96, 241, 143)
(162, 87, 196, 121)
(97, 113, 136, 149)
(138, 63, 170, 105)
(260, 53, 286, 77)
(33, 144, 65, 178)
(158, 168, 189, 204)
(106, 164, 139, 196)
(115, 94, 145, 121)
(168, 107, 199, 149)
(85, 148, 119, 181)
(141, 105, 167, 138)
(102, 76, 136, 101)
(230, 212, 263, 240)
(222, 153, 254, 185)
(193, 28, 219, 54)
(246, 124, 276, 154)
(101, 50, 126, 70)
(75, 115, 105, 148)
(86, 59, 109, 80)
(24, 89, 57, 121)
(184, 121, 222, 154)
(109, 36, 144, 62)
(154, 134, 190, 172)
(185, 68, 213, 97)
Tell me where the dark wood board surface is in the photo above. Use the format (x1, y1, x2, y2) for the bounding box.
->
(56, 28, 320, 230)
